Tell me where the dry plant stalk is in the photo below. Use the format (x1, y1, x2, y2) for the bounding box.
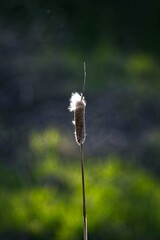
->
(68, 63, 88, 240)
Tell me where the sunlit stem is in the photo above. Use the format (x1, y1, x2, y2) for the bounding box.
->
(81, 62, 86, 100)
(80, 143, 88, 240)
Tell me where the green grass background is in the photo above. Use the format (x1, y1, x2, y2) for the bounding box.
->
(1, 129, 160, 240)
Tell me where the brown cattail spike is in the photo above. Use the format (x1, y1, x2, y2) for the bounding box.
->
(74, 97, 86, 145)
(68, 93, 86, 145)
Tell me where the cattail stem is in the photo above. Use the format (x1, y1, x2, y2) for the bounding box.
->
(80, 143, 88, 240)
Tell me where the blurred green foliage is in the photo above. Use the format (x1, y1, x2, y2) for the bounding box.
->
(86, 46, 160, 92)
(0, 128, 160, 240)
(0, 1, 160, 239)
(16, 45, 156, 100)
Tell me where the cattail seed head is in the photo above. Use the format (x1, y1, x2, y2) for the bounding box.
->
(69, 92, 86, 145)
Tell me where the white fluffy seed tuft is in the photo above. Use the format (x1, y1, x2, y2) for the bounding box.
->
(68, 92, 86, 112)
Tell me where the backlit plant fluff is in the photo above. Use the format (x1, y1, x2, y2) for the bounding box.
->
(68, 92, 86, 145)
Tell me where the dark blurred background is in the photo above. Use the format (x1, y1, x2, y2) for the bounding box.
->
(0, 1, 160, 239)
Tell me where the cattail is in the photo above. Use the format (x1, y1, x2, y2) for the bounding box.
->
(68, 62, 88, 240)
(68, 92, 86, 145)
